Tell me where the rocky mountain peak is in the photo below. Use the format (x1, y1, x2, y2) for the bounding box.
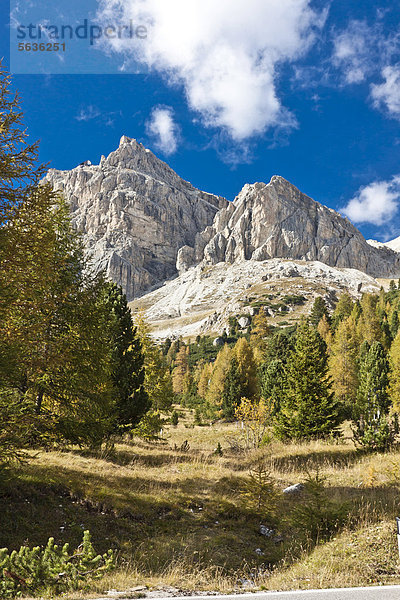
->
(45, 140, 400, 303)
(177, 175, 400, 279)
(45, 139, 227, 300)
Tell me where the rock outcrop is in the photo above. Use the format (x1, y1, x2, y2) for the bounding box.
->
(177, 176, 400, 279)
(45, 136, 227, 300)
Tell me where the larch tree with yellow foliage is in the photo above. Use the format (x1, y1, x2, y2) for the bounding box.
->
(317, 315, 333, 352)
(389, 331, 400, 413)
(329, 314, 359, 416)
(357, 294, 383, 346)
(172, 346, 190, 395)
(250, 309, 270, 357)
(133, 311, 174, 411)
(206, 344, 232, 414)
(197, 362, 213, 400)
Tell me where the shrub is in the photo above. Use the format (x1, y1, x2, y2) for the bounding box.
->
(214, 442, 223, 456)
(132, 410, 166, 441)
(171, 410, 179, 426)
(289, 471, 348, 541)
(235, 397, 272, 449)
(240, 460, 278, 519)
(0, 530, 114, 598)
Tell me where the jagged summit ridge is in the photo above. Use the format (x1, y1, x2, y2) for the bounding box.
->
(46, 141, 400, 302)
(45, 136, 227, 300)
(177, 175, 400, 279)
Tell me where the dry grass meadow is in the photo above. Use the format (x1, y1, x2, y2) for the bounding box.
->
(3, 408, 400, 597)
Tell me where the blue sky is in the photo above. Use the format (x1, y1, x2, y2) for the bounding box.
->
(2, 0, 400, 242)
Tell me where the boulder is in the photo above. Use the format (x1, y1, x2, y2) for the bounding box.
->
(283, 483, 304, 495)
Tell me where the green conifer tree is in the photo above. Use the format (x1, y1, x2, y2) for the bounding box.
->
(389, 331, 400, 414)
(221, 357, 242, 419)
(390, 309, 399, 339)
(331, 292, 354, 330)
(353, 341, 392, 451)
(103, 284, 149, 430)
(0, 63, 43, 224)
(1, 185, 115, 446)
(258, 331, 294, 415)
(309, 297, 330, 327)
(275, 320, 341, 440)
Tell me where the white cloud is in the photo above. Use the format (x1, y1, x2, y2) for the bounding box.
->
(341, 176, 400, 226)
(96, 0, 325, 140)
(75, 105, 101, 122)
(146, 106, 179, 155)
(332, 20, 400, 87)
(332, 21, 374, 84)
(371, 65, 400, 118)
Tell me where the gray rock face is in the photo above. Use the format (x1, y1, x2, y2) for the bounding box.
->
(177, 176, 400, 279)
(45, 136, 227, 300)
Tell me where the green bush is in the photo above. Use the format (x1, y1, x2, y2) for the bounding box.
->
(240, 460, 278, 519)
(133, 410, 166, 440)
(0, 530, 115, 598)
(289, 471, 348, 541)
(171, 410, 179, 426)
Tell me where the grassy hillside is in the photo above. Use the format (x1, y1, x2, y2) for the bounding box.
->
(3, 409, 400, 597)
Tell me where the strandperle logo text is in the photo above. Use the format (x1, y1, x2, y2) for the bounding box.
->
(16, 19, 148, 45)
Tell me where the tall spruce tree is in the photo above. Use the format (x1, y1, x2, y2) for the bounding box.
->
(309, 297, 330, 327)
(275, 319, 341, 440)
(221, 357, 242, 419)
(103, 284, 149, 430)
(258, 331, 294, 415)
(353, 341, 391, 451)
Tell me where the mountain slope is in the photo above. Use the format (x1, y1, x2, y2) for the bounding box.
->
(130, 259, 380, 339)
(45, 136, 227, 300)
(177, 176, 400, 279)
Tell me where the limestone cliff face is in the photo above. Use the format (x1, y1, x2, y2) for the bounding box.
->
(45, 136, 227, 300)
(177, 176, 400, 278)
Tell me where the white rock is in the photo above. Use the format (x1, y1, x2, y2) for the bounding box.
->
(238, 316, 251, 329)
(283, 483, 304, 495)
(259, 525, 274, 537)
